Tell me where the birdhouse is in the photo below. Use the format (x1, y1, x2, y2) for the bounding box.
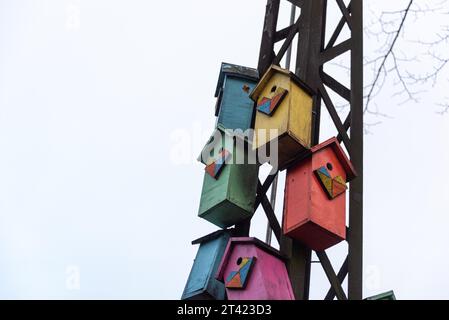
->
(283, 137, 356, 251)
(198, 126, 259, 228)
(216, 237, 294, 300)
(181, 230, 232, 300)
(365, 291, 396, 300)
(214, 63, 259, 131)
(250, 65, 315, 170)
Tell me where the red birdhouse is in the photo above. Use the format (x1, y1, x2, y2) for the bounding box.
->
(283, 137, 356, 251)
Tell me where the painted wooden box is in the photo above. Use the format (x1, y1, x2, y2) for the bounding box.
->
(216, 237, 294, 300)
(283, 137, 356, 251)
(214, 63, 259, 131)
(198, 126, 259, 228)
(250, 65, 315, 170)
(181, 230, 232, 300)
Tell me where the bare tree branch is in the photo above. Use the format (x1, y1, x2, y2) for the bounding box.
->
(364, 0, 414, 113)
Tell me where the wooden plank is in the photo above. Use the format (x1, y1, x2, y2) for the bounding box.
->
(316, 251, 348, 300)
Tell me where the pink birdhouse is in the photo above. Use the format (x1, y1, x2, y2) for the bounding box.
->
(216, 237, 294, 300)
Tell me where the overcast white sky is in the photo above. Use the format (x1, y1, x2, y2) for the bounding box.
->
(0, 0, 448, 299)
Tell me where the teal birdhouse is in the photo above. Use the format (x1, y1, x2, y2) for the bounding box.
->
(214, 63, 259, 131)
(365, 291, 396, 300)
(181, 230, 232, 300)
(198, 126, 259, 228)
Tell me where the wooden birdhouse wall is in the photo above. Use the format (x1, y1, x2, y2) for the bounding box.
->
(216, 238, 294, 300)
(217, 76, 257, 131)
(198, 133, 259, 228)
(283, 138, 355, 251)
(182, 231, 231, 300)
(252, 65, 314, 170)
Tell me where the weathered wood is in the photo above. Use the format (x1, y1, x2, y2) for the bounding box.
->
(216, 238, 295, 300)
(182, 230, 231, 300)
(215, 63, 259, 131)
(198, 129, 259, 228)
(284, 137, 355, 251)
(251, 66, 314, 170)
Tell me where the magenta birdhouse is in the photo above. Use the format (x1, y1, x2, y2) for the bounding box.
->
(216, 237, 294, 300)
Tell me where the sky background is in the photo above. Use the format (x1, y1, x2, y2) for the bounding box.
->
(0, 0, 448, 299)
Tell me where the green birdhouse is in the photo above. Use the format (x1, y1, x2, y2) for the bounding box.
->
(197, 126, 259, 228)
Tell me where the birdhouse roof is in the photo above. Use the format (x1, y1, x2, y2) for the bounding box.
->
(215, 62, 259, 97)
(311, 137, 357, 181)
(365, 290, 396, 300)
(215, 237, 286, 281)
(191, 229, 233, 245)
(250, 64, 316, 101)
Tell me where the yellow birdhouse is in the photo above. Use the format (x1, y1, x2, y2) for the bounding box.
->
(250, 65, 315, 170)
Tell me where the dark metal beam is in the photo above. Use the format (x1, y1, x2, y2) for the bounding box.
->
(316, 251, 348, 300)
(325, 256, 349, 300)
(275, 24, 296, 43)
(335, 0, 352, 30)
(325, 1, 352, 50)
(254, 175, 277, 209)
(337, 112, 351, 143)
(348, 0, 364, 300)
(259, 186, 282, 243)
(319, 84, 351, 153)
(281, 0, 328, 301)
(320, 39, 352, 65)
(287, 0, 304, 7)
(321, 71, 351, 102)
(281, 237, 312, 300)
(273, 17, 301, 65)
(258, 0, 281, 75)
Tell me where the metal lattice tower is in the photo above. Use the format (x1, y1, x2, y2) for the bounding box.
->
(236, 0, 363, 300)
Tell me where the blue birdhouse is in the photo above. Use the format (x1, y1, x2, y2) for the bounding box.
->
(214, 63, 259, 131)
(181, 230, 232, 300)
